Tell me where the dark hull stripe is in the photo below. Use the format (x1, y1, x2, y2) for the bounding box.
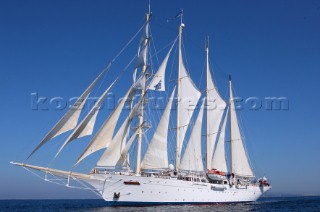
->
(105, 201, 253, 207)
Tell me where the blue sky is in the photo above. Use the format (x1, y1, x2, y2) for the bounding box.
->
(1, 0, 320, 199)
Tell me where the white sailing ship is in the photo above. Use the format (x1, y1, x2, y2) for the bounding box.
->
(11, 5, 271, 206)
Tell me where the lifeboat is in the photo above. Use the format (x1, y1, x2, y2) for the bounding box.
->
(207, 169, 226, 176)
(207, 169, 227, 181)
(123, 180, 140, 185)
(259, 177, 270, 187)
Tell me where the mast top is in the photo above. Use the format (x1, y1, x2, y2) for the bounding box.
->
(229, 75, 232, 82)
(146, 0, 152, 20)
(205, 36, 209, 52)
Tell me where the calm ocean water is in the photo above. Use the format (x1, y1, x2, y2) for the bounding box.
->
(1, 196, 320, 211)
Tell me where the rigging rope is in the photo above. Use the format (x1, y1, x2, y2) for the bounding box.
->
(22, 166, 102, 197)
(26, 21, 147, 168)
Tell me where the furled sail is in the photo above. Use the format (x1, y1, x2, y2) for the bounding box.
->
(74, 86, 134, 165)
(135, 20, 149, 68)
(130, 95, 144, 118)
(136, 45, 148, 68)
(132, 17, 150, 90)
(55, 80, 117, 158)
(229, 79, 254, 177)
(134, 73, 146, 90)
(211, 107, 229, 173)
(176, 25, 201, 169)
(206, 47, 226, 170)
(147, 41, 175, 91)
(141, 88, 175, 170)
(27, 70, 107, 159)
(180, 99, 205, 172)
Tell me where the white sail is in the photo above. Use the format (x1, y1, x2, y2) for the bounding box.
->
(206, 47, 226, 170)
(96, 117, 131, 167)
(148, 42, 175, 91)
(115, 131, 139, 168)
(96, 96, 142, 168)
(141, 88, 175, 170)
(74, 87, 133, 165)
(55, 80, 117, 158)
(27, 70, 106, 159)
(211, 107, 229, 172)
(176, 25, 201, 169)
(180, 99, 205, 172)
(229, 79, 254, 177)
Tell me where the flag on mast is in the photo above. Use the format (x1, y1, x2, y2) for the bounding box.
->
(167, 10, 183, 22)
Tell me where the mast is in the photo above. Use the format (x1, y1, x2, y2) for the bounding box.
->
(205, 36, 209, 170)
(176, 12, 184, 171)
(135, 9, 151, 176)
(205, 37, 227, 171)
(229, 75, 233, 174)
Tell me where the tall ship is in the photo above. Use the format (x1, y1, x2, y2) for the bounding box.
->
(11, 5, 271, 206)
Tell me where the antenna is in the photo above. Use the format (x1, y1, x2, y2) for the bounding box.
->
(180, 9, 184, 25)
(205, 36, 209, 51)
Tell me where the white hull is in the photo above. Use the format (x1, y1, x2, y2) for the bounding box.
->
(87, 174, 271, 206)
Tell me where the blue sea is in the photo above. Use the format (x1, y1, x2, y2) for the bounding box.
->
(1, 196, 320, 211)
